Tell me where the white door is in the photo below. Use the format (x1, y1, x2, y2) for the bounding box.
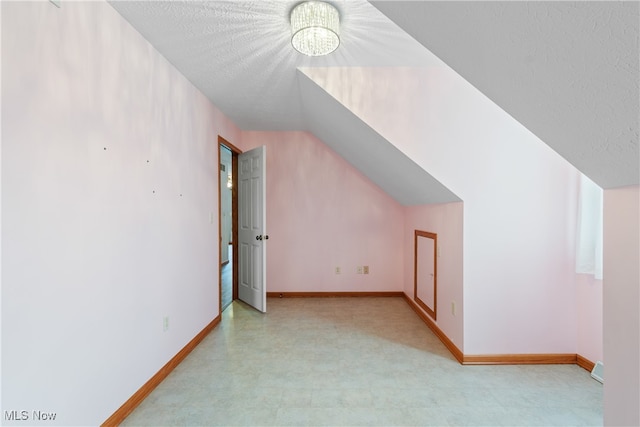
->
(238, 146, 267, 312)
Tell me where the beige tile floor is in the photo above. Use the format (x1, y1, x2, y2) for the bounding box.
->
(122, 297, 602, 426)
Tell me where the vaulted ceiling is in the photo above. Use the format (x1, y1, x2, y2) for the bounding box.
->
(110, 0, 639, 203)
(371, 1, 639, 189)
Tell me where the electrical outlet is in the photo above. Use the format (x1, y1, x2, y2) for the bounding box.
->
(163, 316, 170, 332)
(363, 266, 369, 274)
(335, 266, 341, 274)
(357, 266, 363, 274)
(451, 302, 456, 316)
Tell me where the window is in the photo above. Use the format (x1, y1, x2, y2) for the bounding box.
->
(576, 174, 603, 280)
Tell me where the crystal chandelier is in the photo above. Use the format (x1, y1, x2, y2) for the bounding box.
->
(290, 1, 340, 56)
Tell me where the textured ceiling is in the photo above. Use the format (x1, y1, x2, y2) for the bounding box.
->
(109, 0, 639, 204)
(109, 0, 439, 130)
(109, 0, 457, 205)
(371, 1, 640, 189)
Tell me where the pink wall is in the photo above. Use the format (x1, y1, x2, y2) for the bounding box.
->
(603, 185, 639, 426)
(240, 131, 404, 292)
(2, 1, 239, 424)
(302, 66, 581, 355)
(404, 203, 464, 350)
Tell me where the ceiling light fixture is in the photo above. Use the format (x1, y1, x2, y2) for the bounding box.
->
(290, 1, 340, 56)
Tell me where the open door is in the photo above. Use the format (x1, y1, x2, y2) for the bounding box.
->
(238, 146, 267, 312)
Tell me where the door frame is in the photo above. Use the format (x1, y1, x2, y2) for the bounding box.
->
(414, 229, 437, 320)
(218, 136, 242, 313)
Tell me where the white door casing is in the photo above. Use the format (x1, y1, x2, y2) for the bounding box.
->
(238, 146, 267, 313)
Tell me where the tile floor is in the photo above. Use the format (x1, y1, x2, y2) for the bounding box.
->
(122, 297, 602, 426)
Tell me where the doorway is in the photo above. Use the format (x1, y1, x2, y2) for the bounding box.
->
(218, 137, 241, 313)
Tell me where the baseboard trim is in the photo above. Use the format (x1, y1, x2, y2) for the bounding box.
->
(267, 291, 404, 298)
(401, 293, 587, 368)
(463, 353, 577, 365)
(576, 354, 596, 372)
(402, 293, 464, 363)
(101, 315, 221, 427)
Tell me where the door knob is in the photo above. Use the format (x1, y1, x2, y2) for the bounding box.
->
(256, 235, 262, 241)
(264, 235, 269, 240)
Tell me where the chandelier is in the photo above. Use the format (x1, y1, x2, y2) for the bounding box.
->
(290, 1, 340, 56)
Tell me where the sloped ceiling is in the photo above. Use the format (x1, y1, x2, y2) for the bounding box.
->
(371, 1, 640, 189)
(108, 0, 439, 130)
(109, 0, 639, 205)
(109, 0, 458, 205)
(297, 69, 460, 205)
